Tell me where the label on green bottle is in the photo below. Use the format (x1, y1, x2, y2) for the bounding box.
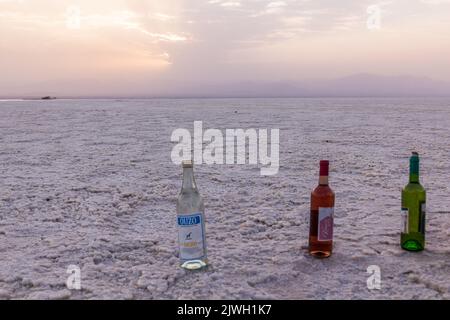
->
(402, 203, 425, 235)
(419, 202, 426, 234)
(401, 208, 409, 233)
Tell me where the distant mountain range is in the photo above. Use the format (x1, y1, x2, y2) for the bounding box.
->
(307, 74, 450, 97)
(180, 74, 450, 98)
(1, 74, 449, 99)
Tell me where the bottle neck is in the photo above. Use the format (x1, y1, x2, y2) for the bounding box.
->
(409, 159, 419, 183)
(409, 172, 419, 183)
(319, 175, 329, 186)
(318, 160, 329, 186)
(182, 167, 197, 191)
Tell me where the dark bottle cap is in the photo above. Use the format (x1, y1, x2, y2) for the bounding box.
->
(319, 160, 329, 176)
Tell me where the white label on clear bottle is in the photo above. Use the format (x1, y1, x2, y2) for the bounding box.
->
(318, 207, 334, 241)
(401, 208, 409, 233)
(177, 213, 206, 261)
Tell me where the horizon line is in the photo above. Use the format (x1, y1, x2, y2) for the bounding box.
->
(0, 94, 450, 101)
(2, 94, 450, 100)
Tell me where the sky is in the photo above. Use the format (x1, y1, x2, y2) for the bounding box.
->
(1, 0, 450, 97)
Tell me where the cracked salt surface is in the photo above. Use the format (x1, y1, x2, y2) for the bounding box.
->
(0, 98, 449, 299)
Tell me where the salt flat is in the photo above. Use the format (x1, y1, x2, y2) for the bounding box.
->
(0, 98, 449, 299)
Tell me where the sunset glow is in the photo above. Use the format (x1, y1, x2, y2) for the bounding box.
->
(1, 0, 450, 96)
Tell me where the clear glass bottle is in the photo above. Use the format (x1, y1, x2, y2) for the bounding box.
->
(176, 160, 207, 269)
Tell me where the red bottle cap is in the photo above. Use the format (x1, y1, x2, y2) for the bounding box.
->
(319, 160, 329, 176)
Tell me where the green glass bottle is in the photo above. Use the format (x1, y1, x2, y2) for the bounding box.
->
(401, 152, 426, 251)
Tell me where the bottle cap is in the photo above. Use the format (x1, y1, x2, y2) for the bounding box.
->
(182, 160, 193, 168)
(319, 160, 329, 176)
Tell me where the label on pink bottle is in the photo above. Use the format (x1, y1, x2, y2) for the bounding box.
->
(318, 207, 334, 241)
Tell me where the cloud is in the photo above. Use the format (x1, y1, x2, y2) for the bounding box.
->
(1, 0, 450, 96)
(220, 2, 241, 8)
(265, 15, 312, 38)
(250, 0, 287, 16)
(420, 0, 450, 4)
(136, 29, 188, 42)
(266, 1, 287, 13)
(332, 15, 364, 31)
(151, 12, 177, 22)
